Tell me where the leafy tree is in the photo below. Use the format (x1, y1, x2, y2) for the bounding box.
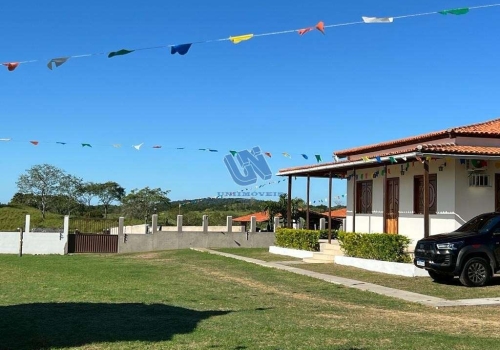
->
(263, 194, 302, 228)
(77, 182, 99, 208)
(16, 164, 66, 219)
(58, 174, 84, 215)
(94, 182, 125, 218)
(122, 187, 171, 220)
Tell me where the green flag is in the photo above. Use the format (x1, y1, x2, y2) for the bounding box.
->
(315, 155, 322, 163)
(82, 143, 92, 148)
(229, 150, 237, 156)
(108, 49, 135, 58)
(389, 157, 397, 164)
(438, 8, 469, 15)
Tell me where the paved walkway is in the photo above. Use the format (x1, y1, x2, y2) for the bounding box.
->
(192, 248, 500, 308)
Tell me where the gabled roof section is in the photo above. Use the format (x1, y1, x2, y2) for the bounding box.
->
(334, 117, 500, 157)
(233, 211, 269, 222)
(322, 208, 347, 218)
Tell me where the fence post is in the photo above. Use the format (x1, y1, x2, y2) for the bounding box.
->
(274, 217, 280, 232)
(177, 215, 183, 233)
(118, 217, 124, 242)
(320, 218, 326, 230)
(226, 216, 233, 233)
(63, 215, 69, 254)
(202, 215, 208, 233)
(250, 216, 257, 233)
(152, 214, 158, 233)
(18, 227, 24, 257)
(25, 214, 31, 234)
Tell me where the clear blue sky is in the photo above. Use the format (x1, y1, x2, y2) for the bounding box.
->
(1, 0, 499, 205)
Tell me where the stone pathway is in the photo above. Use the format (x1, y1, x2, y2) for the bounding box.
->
(192, 248, 500, 308)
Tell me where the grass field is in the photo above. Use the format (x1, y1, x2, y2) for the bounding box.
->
(2, 250, 500, 349)
(218, 248, 500, 301)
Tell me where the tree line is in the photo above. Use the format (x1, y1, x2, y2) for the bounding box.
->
(12, 164, 171, 220)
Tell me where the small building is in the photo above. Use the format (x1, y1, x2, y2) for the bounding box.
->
(277, 118, 500, 244)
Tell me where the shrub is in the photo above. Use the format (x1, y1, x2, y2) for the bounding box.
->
(275, 228, 320, 251)
(319, 229, 338, 240)
(337, 231, 412, 263)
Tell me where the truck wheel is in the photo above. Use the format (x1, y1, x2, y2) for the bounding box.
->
(459, 257, 491, 287)
(428, 270, 454, 283)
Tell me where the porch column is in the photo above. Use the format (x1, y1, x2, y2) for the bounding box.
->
(383, 164, 387, 233)
(352, 169, 356, 232)
(328, 172, 333, 243)
(287, 175, 292, 228)
(306, 174, 310, 230)
(424, 159, 430, 238)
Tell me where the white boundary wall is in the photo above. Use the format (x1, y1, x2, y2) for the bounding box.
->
(0, 215, 69, 255)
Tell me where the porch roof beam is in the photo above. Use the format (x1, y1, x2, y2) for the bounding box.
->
(277, 152, 419, 177)
(419, 153, 500, 160)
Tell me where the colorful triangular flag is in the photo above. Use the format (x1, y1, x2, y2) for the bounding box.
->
(362, 16, 394, 23)
(113, 144, 122, 148)
(108, 49, 134, 58)
(152, 145, 162, 149)
(171, 43, 192, 55)
(298, 27, 313, 35)
(82, 143, 92, 148)
(389, 157, 397, 164)
(315, 21, 325, 34)
(229, 150, 238, 156)
(3, 62, 19, 71)
(56, 142, 66, 145)
(376, 156, 382, 163)
(282, 152, 291, 158)
(315, 155, 322, 163)
(264, 152, 272, 158)
(47, 57, 69, 70)
(438, 7, 469, 15)
(301, 154, 308, 159)
(30, 141, 39, 146)
(133, 143, 144, 150)
(229, 34, 254, 44)
(0, 138, 12, 141)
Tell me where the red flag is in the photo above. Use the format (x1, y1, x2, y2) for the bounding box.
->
(298, 27, 313, 35)
(264, 152, 272, 158)
(30, 141, 39, 146)
(3, 62, 19, 71)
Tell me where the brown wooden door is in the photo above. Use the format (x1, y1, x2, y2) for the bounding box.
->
(495, 174, 500, 212)
(385, 178, 399, 234)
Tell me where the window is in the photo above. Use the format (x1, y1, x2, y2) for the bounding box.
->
(469, 173, 490, 187)
(414, 174, 437, 214)
(356, 180, 372, 214)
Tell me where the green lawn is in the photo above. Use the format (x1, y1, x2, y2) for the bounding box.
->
(1, 250, 500, 349)
(217, 247, 500, 301)
(214, 248, 302, 262)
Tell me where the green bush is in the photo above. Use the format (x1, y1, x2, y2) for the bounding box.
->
(319, 230, 338, 240)
(337, 232, 412, 263)
(275, 228, 320, 251)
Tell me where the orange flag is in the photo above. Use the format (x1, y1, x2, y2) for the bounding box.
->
(316, 21, 325, 34)
(298, 27, 313, 35)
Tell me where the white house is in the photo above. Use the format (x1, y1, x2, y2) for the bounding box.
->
(277, 118, 500, 244)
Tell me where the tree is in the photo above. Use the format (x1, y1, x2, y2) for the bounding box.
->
(58, 174, 84, 215)
(121, 187, 171, 220)
(16, 164, 65, 219)
(263, 194, 302, 228)
(94, 182, 125, 218)
(77, 182, 99, 208)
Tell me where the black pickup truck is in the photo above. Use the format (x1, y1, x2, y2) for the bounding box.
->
(414, 212, 500, 287)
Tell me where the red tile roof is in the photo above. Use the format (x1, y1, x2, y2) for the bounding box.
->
(322, 208, 346, 218)
(233, 211, 269, 222)
(334, 118, 500, 157)
(418, 144, 500, 155)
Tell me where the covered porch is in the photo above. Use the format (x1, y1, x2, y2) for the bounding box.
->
(277, 149, 500, 241)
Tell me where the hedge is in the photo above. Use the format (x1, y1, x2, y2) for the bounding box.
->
(337, 231, 412, 263)
(275, 228, 320, 251)
(319, 230, 338, 240)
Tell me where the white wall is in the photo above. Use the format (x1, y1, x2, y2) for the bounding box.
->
(345, 159, 462, 244)
(0, 231, 68, 255)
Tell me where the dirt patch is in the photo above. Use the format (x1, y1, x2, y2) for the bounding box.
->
(133, 253, 163, 260)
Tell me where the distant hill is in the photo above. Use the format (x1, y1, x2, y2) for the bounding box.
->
(0, 204, 64, 232)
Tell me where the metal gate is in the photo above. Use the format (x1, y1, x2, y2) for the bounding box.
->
(68, 233, 118, 253)
(68, 218, 118, 253)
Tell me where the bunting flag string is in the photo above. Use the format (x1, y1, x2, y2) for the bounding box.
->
(0, 137, 330, 162)
(3, 4, 499, 71)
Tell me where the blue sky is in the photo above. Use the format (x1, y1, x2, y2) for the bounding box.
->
(1, 0, 499, 205)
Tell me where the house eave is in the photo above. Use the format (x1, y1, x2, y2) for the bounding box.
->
(277, 152, 419, 177)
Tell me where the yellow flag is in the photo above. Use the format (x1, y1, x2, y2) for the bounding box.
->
(229, 34, 254, 44)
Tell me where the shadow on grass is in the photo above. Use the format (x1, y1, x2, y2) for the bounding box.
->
(431, 275, 500, 287)
(0, 302, 232, 350)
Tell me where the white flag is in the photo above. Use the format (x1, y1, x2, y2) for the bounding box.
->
(362, 16, 394, 23)
(133, 143, 144, 150)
